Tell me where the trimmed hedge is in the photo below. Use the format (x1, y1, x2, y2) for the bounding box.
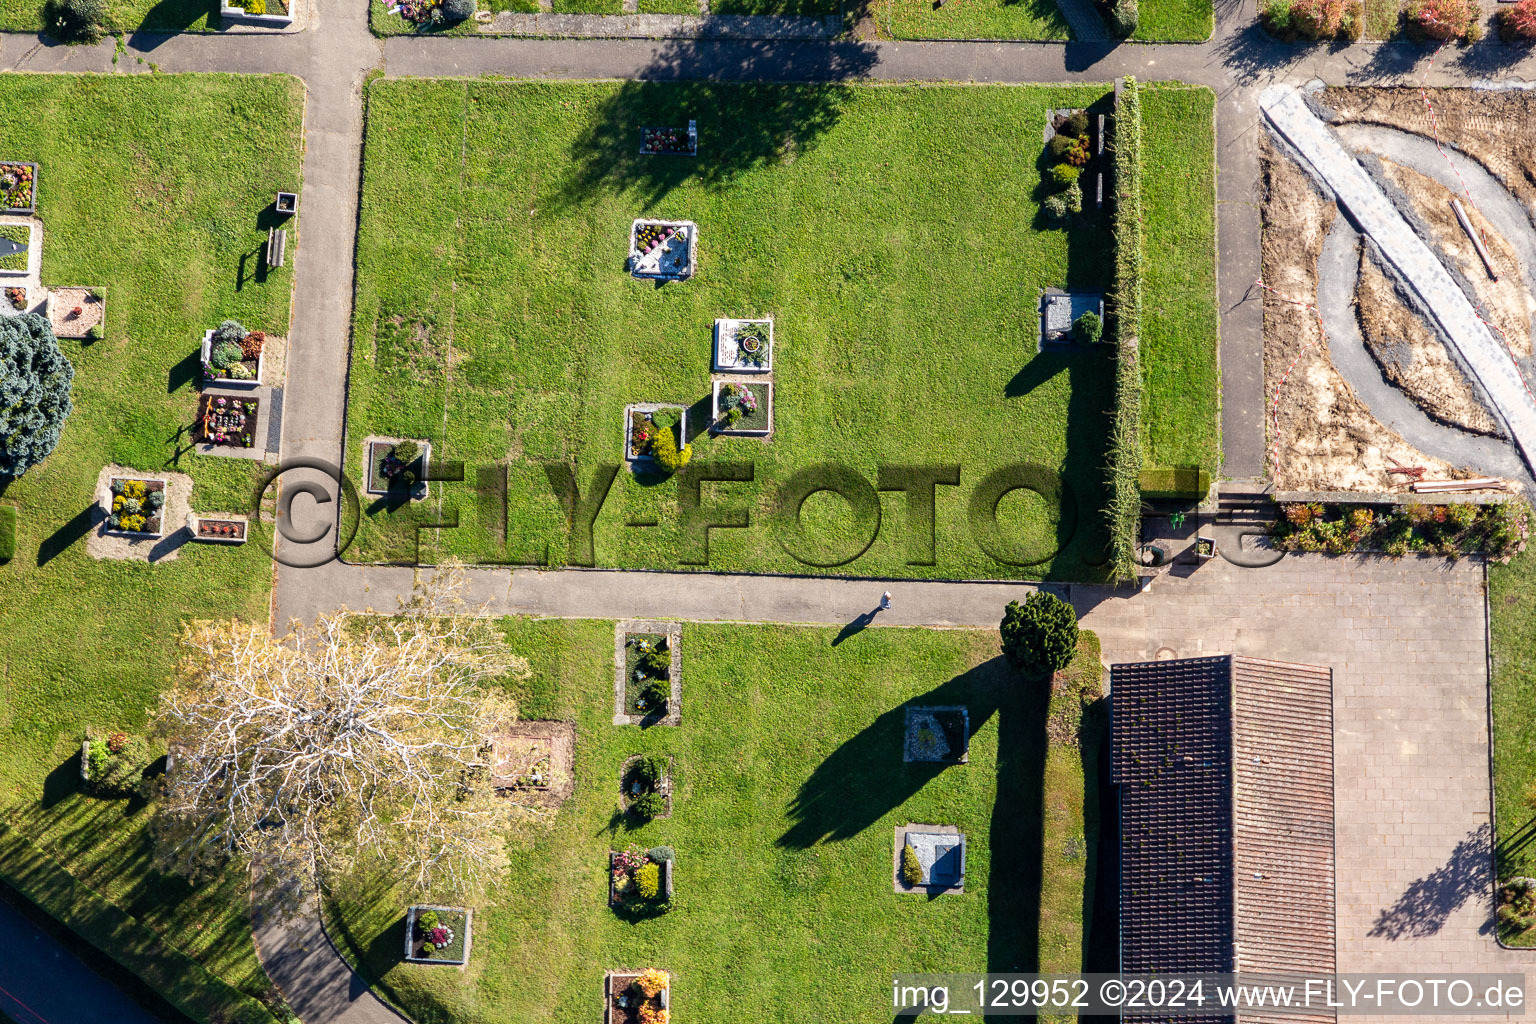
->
(0, 505, 14, 563)
(1107, 76, 1145, 584)
(1138, 465, 1210, 501)
(0, 824, 281, 1024)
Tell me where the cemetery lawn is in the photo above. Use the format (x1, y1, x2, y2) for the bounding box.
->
(349, 80, 1151, 581)
(327, 618, 1099, 1024)
(0, 0, 217, 32)
(873, 0, 1209, 40)
(1491, 544, 1536, 941)
(0, 74, 304, 1013)
(1139, 84, 1220, 474)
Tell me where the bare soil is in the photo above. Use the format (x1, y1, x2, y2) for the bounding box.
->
(1261, 139, 1468, 491)
(1355, 245, 1503, 437)
(490, 720, 574, 809)
(1324, 87, 1536, 210)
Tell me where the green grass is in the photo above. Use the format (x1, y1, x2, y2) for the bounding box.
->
(1138, 84, 1219, 475)
(0, 0, 217, 32)
(329, 618, 1093, 1024)
(350, 80, 1147, 581)
(1492, 546, 1536, 945)
(0, 224, 28, 272)
(874, 0, 1207, 41)
(0, 73, 305, 1014)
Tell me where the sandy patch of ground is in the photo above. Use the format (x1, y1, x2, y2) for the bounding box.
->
(1375, 158, 1533, 362)
(47, 287, 105, 340)
(85, 463, 194, 563)
(1355, 246, 1503, 437)
(1261, 141, 1468, 491)
(1324, 87, 1536, 210)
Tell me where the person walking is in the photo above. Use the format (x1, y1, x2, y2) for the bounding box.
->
(879, 591, 892, 611)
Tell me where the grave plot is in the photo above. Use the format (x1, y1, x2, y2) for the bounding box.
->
(903, 705, 970, 763)
(710, 379, 772, 437)
(490, 720, 575, 809)
(894, 823, 966, 894)
(640, 121, 697, 156)
(628, 219, 696, 281)
(620, 753, 674, 821)
(712, 317, 772, 372)
(615, 621, 681, 726)
(364, 437, 431, 498)
(404, 905, 472, 965)
(1038, 289, 1104, 349)
(45, 288, 105, 339)
(197, 394, 261, 450)
(608, 845, 676, 917)
(102, 474, 168, 538)
(624, 405, 688, 462)
(201, 320, 266, 386)
(605, 968, 671, 1024)
(0, 162, 36, 213)
(189, 513, 249, 545)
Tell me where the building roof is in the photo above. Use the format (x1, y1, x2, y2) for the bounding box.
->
(1111, 654, 1335, 1024)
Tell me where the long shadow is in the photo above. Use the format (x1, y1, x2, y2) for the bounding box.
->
(166, 349, 201, 395)
(37, 503, 103, 566)
(986, 672, 1052, 986)
(1496, 814, 1536, 876)
(779, 657, 1012, 850)
(1215, 21, 1309, 85)
(831, 607, 879, 646)
(124, 0, 217, 48)
(1005, 352, 1069, 398)
(1368, 823, 1493, 939)
(553, 39, 878, 210)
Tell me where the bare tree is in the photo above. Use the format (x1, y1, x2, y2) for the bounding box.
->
(153, 572, 544, 902)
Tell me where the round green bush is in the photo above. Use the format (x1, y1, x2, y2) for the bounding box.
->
(1108, 0, 1139, 35)
(639, 646, 670, 678)
(1074, 311, 1104, 345)
(211, 342, 245, 371)
(635, 754, 668, 788)
(1061, 110, 1090, 138)
(84, 734, 156, 797)
(647, 845, 675, 863)
(634, 860, 662, 898)
(640, 680, 669, 712)
(1047, 134, 1078, 160)
(46, 0, 106, 40)
(1000, 592, 1080, 679)
(1048, 163, 1083, 189)
(632, 792, 666, 820)
(900, 845, 923, 887)
(441, 0, 476, 18)
(212, 319, 248, 347)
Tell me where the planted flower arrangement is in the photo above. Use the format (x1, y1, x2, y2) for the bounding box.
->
(192, 515, 248, 544)
(5, 286, 25, 311)
(201, 320, 264, 385)
(624, 633, 671, 717)
(1271, 500, 1529, 559)
(711, 380, 772, 436)
(197, 394, 260, 449)
(607, 967, 671, 1024)
(365, 438, 430, 495)
(713, 317, 773, 372)
(628, 219, 696, 281)
(404, 906, 471, 965)
(0, 163, 36, 212)
(105, 477, 167, 537)
(639, 122, 697, 156)
(609, 845, 675, 915)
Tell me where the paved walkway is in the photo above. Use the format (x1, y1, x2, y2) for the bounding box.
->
(0, 896, 161, 1024)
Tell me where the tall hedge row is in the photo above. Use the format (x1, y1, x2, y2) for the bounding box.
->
(1107, 76, 1145, 584)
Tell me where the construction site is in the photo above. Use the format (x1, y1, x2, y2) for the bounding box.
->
(1259, 84, 1536, 498)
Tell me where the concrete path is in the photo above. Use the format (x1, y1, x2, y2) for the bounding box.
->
(0, 896, 161, 1024)
(1315, 217, 1531, 482)
(1262, 83, 1536, 478)
(252, 883, 404, 1024)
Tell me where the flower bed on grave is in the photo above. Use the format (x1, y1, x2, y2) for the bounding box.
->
(713, 318, 772, 372)
(711, 380, 771, 436)
(81, 732, 158, 798)
(609, 847, 675, 916)
(201, 320, 265, 385)
(0, 163, 36, 213)
(192, 514, 248, 544)
(0, 223, 28, 273)
(624, 633, 672, 717)
(621, 754, 672, 821)
(197, 394, 260, 449)
(904, 706, 970, 763)
(629, 220, 695, 281)
(105, 477, 167, 537)
(5, 286, 26, 312)
(365, 438, 430, 495)
(46, 288, 105, 340)
(608, 968, 671, 1024)
(404, 906, 471, 964)
(640, 123, 697, 156)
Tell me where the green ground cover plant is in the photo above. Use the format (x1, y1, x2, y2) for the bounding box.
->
(0, 224, 28, 272)
(1139, 84, 1220, 474)
(327, 618, 1100, 1023)
(0, 73, 304, 1017)
(349, 80, 1203, 581)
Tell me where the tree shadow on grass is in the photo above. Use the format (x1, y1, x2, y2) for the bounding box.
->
(553, 40, 878, 211)
(37, 503, 103, 566)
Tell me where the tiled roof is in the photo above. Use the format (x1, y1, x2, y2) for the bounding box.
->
(1111, 654, 1335, 1024)
(1112, 656, 1235, 975)
(1232, 657, 1336, 1024)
